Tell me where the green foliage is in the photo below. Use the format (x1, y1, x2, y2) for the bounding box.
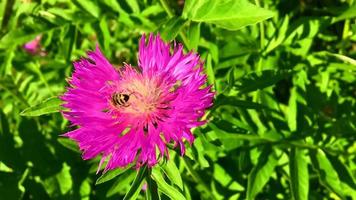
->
(1, 0, 356, 199)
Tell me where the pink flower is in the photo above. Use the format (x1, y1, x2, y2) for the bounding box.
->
(61, 34, 214, 172)
(23, 35, 46, 56)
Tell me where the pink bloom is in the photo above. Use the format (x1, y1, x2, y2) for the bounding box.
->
(23, 35, 46, 56)
(142, 183, 148, 191)
(61, 34, 214, 172)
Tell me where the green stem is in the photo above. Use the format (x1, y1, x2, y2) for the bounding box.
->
(183, 157, 216, 200)
(159, 0, 189, 47)
(342, 20, 350, 40)
(159, 0, 174, 17)
(341, 19, 350, 54)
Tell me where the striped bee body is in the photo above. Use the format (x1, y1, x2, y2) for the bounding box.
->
(111, 92, 130, 107)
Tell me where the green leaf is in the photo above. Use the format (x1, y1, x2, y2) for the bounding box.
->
(325, 52, 356, 67)
(264, 15, 289, 54)
(65, 25, 77, 62)
(235, 70, 292, 94)
(287, 88, 297, 132)
(208, 123, 275, 142)
(335, 4, 356, 22)
(162, 158, 183, 190)
(182, 0, 274, 30)
(159, 17, 187, 41)
(213, 164, 244, 191)
(43, 163, 73, 197)
(126, 0, 140, 13)
(151, 167, 186, 200)
(0, 75, 29, 106)
(123, 166, 147, 200)
(206, 54, 215, 86)
(0, 172, 24, 199)
(310, 149, 344, 198)
(57, 138, 80, 153)
(325, 153, 356, 191)
(20, 97, 62, 116)
(187, 22, 200, 50)
(247, 147, 279, 200)
(106, 171, 136, 197)
(289, 148, 309, 200)
(96, 165, 132, 185)
(98, 16, 111, 55)
(79, 178, 91, 199)
(73, 0, 100, 18)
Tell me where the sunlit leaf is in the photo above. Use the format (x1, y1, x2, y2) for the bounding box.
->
(20, 97, 62, 116)
(161, 158, 183, 190)
(247, 147, 280, 200)
(159, 17, 187, 41)
(151, 167, 186, 200)
(183, 0, 274, 30)
(310, 149, 344, 198)
(289, 148, 309, 200)
(335, 4, 356, 22)
(96, 165, 132, 185)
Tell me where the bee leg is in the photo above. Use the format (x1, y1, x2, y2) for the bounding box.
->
(122, 103, 130, 107)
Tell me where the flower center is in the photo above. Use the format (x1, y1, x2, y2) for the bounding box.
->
(110, 73, 165, 119)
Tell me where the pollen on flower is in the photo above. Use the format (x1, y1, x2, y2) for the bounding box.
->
(62, 33, 214, 171)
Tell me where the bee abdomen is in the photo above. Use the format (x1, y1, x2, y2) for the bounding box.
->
(111, 93, 130, 107)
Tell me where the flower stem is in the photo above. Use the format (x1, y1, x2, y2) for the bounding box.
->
(145, 168, 159, 200)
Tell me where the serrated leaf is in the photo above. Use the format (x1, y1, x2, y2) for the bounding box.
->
(289, 147, 309, 200)
(310, 149, 344, 198)
(151, 167, 186, 200)
(183, 0, 274, 30)
(264, 15, 289, 54)
(247, 147, 279, 200)
(20, 97, 62, 116)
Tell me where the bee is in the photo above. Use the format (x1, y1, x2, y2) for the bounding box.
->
(111, 92, 131, 107)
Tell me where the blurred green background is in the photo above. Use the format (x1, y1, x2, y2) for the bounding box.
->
(1, 0, 356, 199)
